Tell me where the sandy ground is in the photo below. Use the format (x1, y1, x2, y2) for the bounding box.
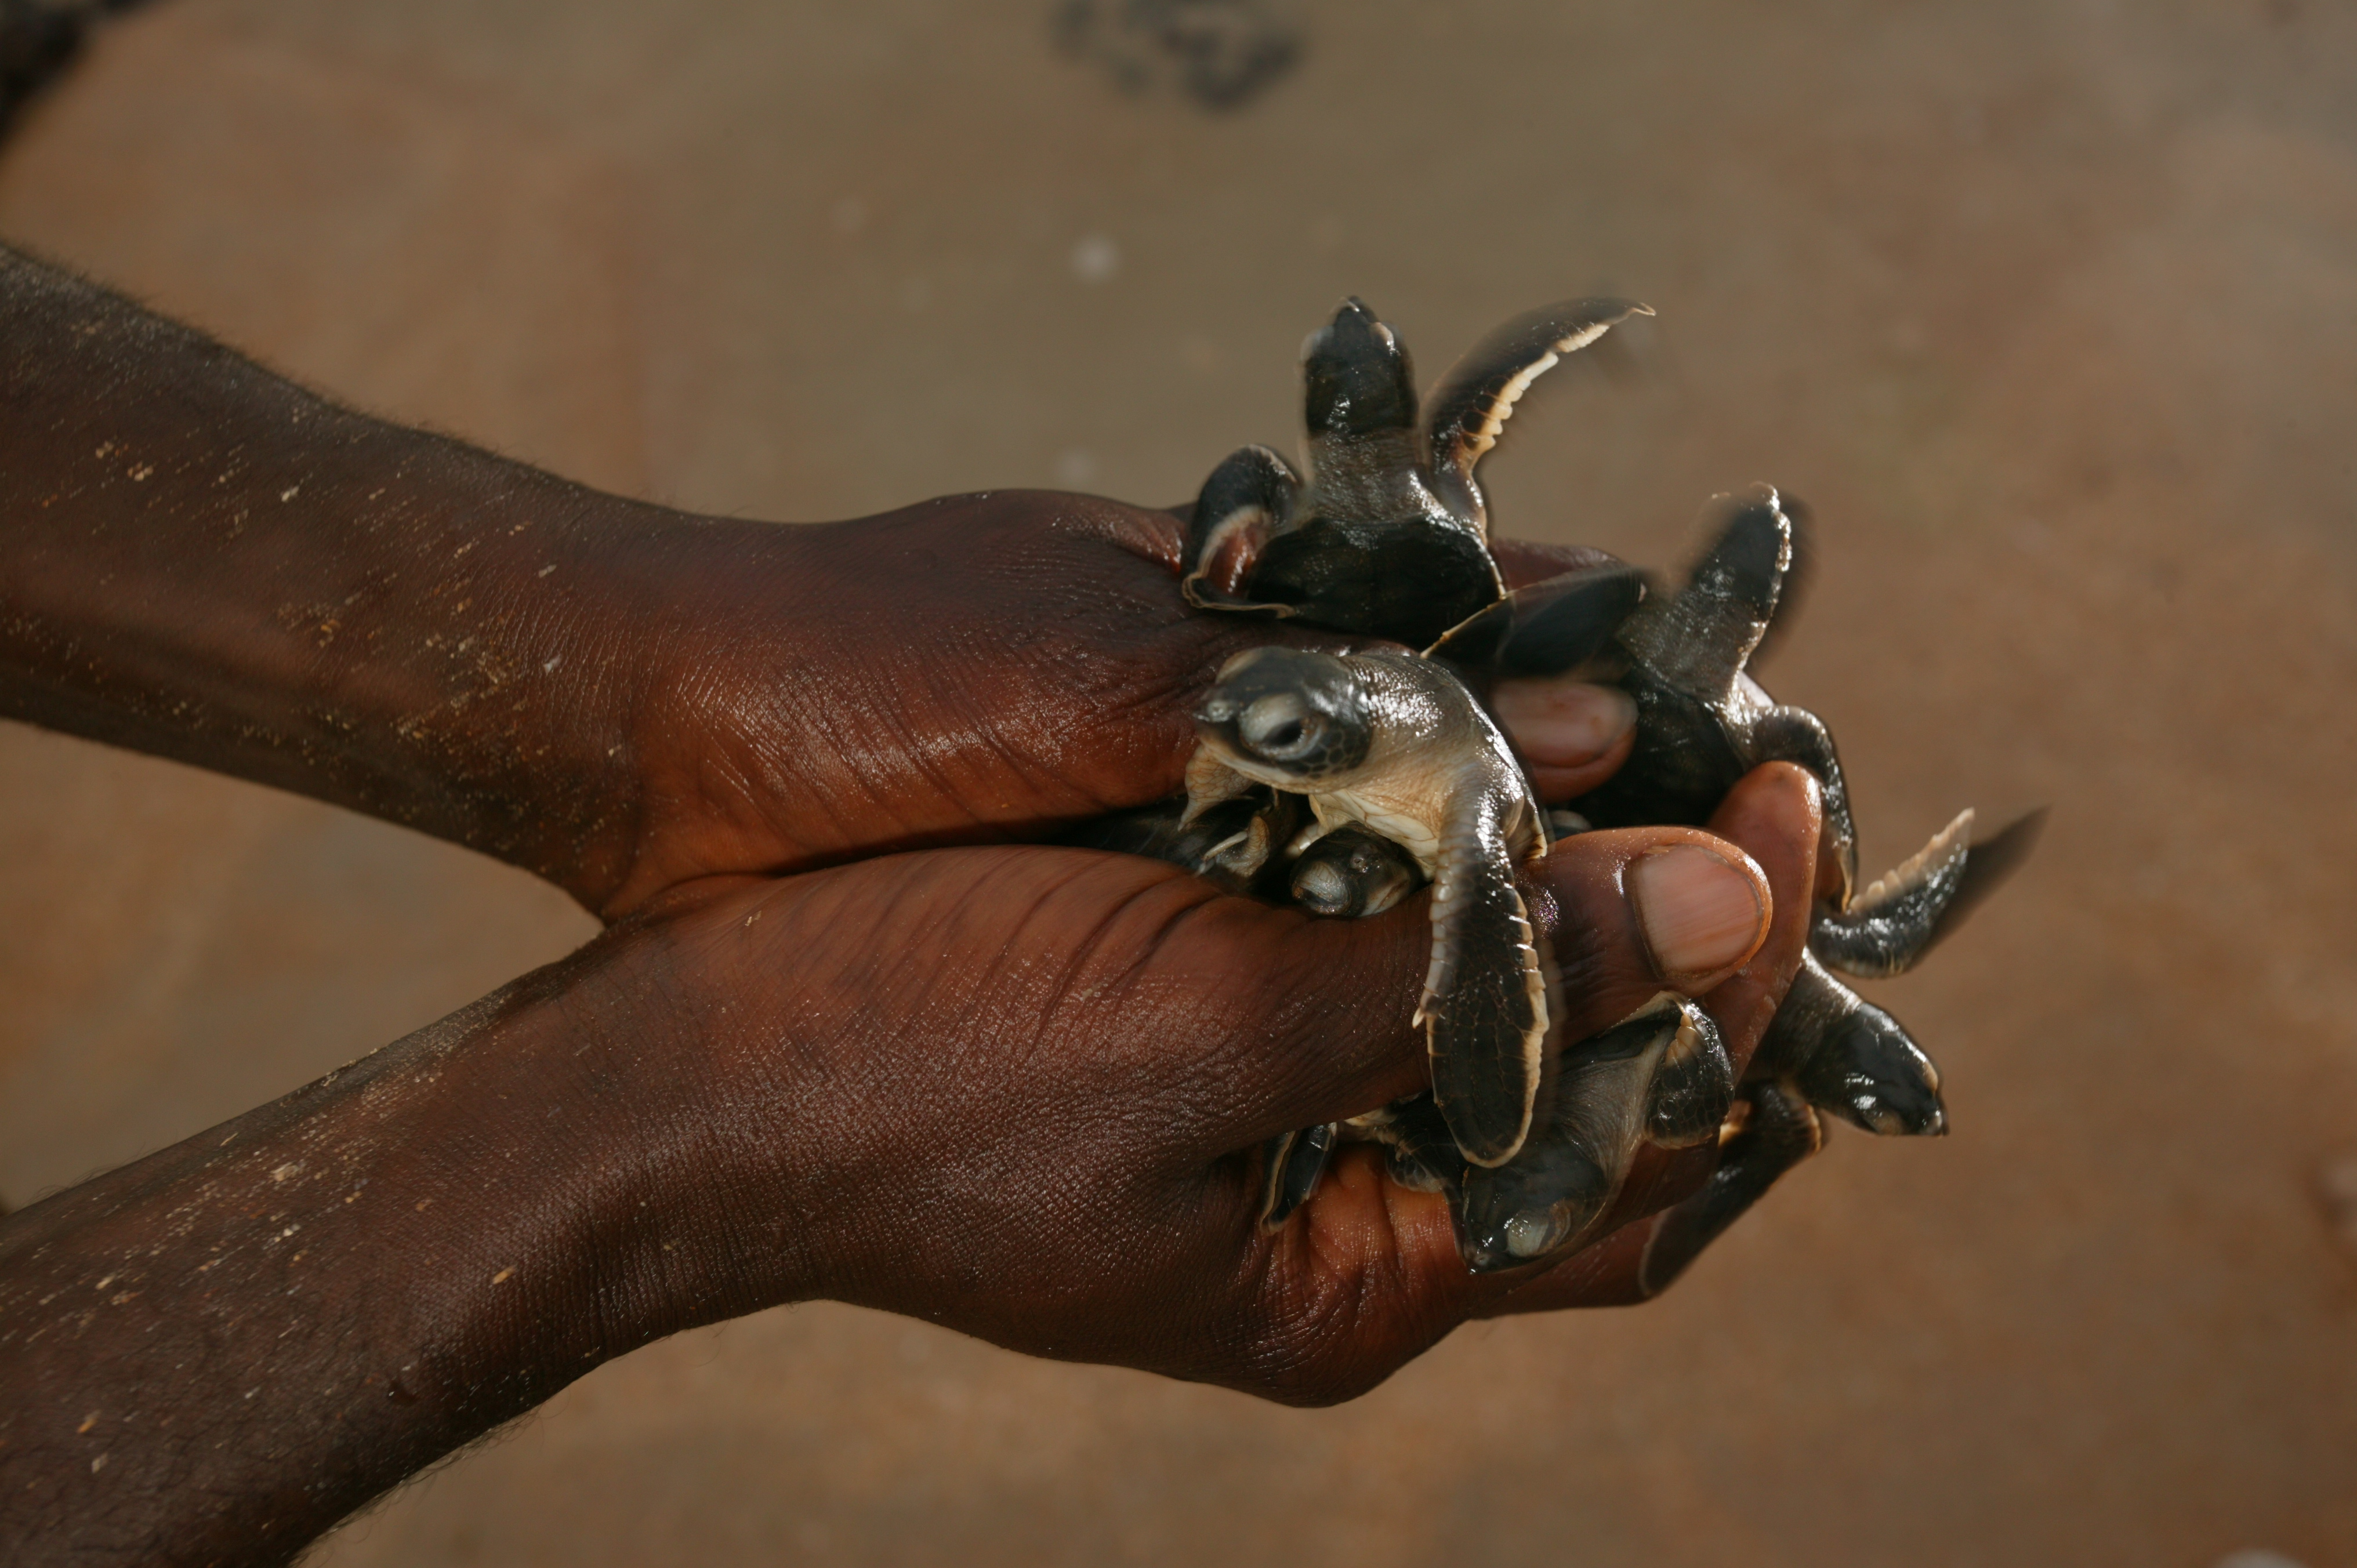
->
(3, 1, 2355, 1562)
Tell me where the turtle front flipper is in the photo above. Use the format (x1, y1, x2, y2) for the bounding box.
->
(1420, 297, 1652, 527)
(1448, 995, 1694, 1271)
(1641, 997, 1737, 1149)
(1183, 444, 1304, 613)
(1894, 807, 2047, 963)
(1617, 484, 1793, 705)
(1418, 806, 1550, 1167)
(1760, 952, 1946, 1136)
(1064, 789, 1304, 896)
(1424, 561, 1651, 679)
(1257, 1121, 1338, 1230)
(1812, 807, 1977, 979)
(1195, 789, 1307, 892)
(1636, 1080, 1824, 1297)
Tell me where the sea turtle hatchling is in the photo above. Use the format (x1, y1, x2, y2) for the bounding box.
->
(1181, 293, 1652, 650)
(1185, 643, 1554, 1167)
(1565, 484, 2044, 1138)
(1446, 992, 1736, 1269)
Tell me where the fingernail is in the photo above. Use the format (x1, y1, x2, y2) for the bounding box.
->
(1490, 680, 1637, 767)
(1628, 843, 1768, 983)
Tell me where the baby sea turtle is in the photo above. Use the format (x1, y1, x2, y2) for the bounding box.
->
(1182, 294, 1650, 649)
(1451, 992, 1736, 1269)
(1566, 485, 2040, 1139)
(1185, 644, 1551, 1166)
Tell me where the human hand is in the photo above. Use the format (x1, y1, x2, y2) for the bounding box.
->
(562, 761, 1819, 1389)
(574, 496, 1647, 914)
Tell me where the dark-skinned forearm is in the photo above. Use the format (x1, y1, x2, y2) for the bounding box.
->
(0, 244, 698, 900)
(0, 925, 797, 1567)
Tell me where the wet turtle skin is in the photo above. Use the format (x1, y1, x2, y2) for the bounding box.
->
(1361, 487, 2039, 1267)
(1181, 294, 1649, 651)
(1092, 296, 2032, 1272)
(1187, 644, 1554, 1168)
(1565, 484, 2045, 1142)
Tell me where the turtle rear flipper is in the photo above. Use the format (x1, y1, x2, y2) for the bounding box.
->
(1183, 444, 1302, 612)
(1448, 996, 1689, 1272)
(1419, 820, 1550, 1168)
(1420, 297, 1652, 526)
(1637, 1080, 1824, 1296)
(1257, 1121, 1338, 1231)
(1761, 952, 1946, 1137)
(1618, 485, 1793, 704)
(1642, 998, 1736, 1148)
(1424, 561, 1651, 678)
(1812, 808, 1977, 978)
(1346, 1094, 1464, 1193)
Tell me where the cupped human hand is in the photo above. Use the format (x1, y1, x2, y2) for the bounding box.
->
(562, 763, 1816, 1398)
(588, 495, 1642, 916)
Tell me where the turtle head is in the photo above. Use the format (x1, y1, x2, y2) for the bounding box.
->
(1289, 825, 1421, 918)
(1302, 297, 1418, 439)
(1448, 1145, 1615, 1274)
(1195, 647, 1374, 783)
(1821, 1001, 1948, 1137)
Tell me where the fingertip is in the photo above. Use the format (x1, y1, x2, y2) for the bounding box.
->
(1700, 762, 1827, 1072)
(1492, 680, 1638, 790)
(1625, 840, 1771, 992)
(1532, 824, 1768, 1032)
(1710, 760, 1825, 851)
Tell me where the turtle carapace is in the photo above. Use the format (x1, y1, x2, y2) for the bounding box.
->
(1188, 644, 1551, 1167)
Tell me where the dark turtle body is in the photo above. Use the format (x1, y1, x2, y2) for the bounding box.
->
(1183, 295, 1651, 648)
(1089, 295, 2034, 1271)
(1561, 484, 2041, 1140)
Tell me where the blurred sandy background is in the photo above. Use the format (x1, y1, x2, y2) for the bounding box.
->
(3, 1, 2355, 1562)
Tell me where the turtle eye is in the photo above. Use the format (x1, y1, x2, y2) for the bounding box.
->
(1239, 694, 1320, 761)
